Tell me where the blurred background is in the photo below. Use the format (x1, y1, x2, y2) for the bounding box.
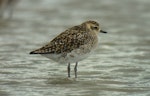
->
(0, 0, 150, 96)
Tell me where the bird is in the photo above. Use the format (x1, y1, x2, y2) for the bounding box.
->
(30, 20, 107, 78)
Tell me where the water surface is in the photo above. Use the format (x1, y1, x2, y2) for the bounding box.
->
(0, 0, 150, 96)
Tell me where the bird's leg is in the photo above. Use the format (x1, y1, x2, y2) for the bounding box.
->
(74, 62, 78, 78)
(68, 63, 71, 78)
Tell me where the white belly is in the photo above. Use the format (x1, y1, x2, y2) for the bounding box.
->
(41, 44, 97, 64)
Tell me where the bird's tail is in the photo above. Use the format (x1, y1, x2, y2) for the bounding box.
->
(29, 49, 42, 54)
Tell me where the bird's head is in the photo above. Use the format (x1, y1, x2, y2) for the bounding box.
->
(82, 20, 107, 34)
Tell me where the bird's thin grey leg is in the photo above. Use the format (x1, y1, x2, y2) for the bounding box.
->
(68, 63, 71, 77)
(74, 62, 78, 78)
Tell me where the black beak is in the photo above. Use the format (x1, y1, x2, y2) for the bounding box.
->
(100, 30, 107, 33)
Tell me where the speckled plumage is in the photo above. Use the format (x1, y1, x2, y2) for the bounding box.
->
(30, 20, 107, 78)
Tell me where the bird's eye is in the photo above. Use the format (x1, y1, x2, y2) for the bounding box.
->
(93, 26, 98, 30)
(90, 26, 99, 30)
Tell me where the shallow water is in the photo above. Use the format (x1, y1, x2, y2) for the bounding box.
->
(0, 0, 150, 96)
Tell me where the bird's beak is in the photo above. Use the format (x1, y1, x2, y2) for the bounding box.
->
(100, 30, 107, 33)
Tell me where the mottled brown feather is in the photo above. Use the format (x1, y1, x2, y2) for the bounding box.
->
(30, 25, 92, 54)
(30, 20, 100, 54)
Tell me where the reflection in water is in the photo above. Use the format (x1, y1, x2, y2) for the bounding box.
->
(0, 0, 150, 96)
(46, 78, 77, 85)
(0, 0, 19, 19)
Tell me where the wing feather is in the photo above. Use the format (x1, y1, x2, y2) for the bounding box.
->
(30, 25, 90, 54)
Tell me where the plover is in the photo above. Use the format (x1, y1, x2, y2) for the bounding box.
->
(30, 20, 107, 78)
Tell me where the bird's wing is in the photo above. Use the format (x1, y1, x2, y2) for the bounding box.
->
(30, 25, 90, 54)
